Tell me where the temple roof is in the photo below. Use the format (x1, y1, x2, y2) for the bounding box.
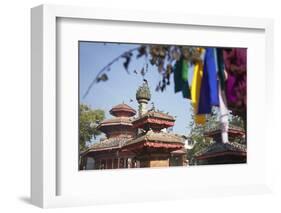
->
(86, 130, 184, 152)
(204, 124, 245, 138)
(124, 130, 184, 146)
(132, 110, 175, 130)
(97, 116, 134, 128)
(87, 136, 131, 151)
(205, 124, 245, 133)
(139, 110, 175, 121)
(109, 103, 136, 117)
(194, 142, 246, 159)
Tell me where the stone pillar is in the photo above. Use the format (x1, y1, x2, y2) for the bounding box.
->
(136, 81, 151, 117)
(138, 101, 148, 116)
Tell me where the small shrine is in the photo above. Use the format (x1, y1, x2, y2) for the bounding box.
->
(194, 125, 246, 165)
(80, 81, 186, 170)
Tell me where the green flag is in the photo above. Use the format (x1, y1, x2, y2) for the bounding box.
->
(173, 57, 191, 99)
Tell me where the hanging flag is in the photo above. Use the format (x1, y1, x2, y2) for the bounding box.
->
(174, 57, 191, 99)
(198, 47, 219, 114)
(213, 47, 229, 142)
(191, 48, 206, 124)
(181, 58, 191, 99)
(174, 58, 183, 93)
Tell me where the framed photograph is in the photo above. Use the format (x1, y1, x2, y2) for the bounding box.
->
(31, 4, 274, 208)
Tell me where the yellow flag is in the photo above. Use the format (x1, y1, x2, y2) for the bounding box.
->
(191, 48, 206, 124)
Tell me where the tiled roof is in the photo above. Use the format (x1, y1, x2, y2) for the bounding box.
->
(124, 130, 184, 146)
(109, 103, 136, 116)
(98, 116, 134, 128)
(88, 136, 131, 151)
(195, 142, 246, 157)
(111, 103, 134, 110)
(135, 110, 175, 121)
(87, 130, 184, 152)
(205, 124, 245, 134)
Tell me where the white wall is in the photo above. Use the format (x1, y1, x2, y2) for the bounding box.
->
(0, 0, 280, 212)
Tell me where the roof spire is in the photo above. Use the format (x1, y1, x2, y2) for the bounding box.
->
(136, 80, 151, 117)
(136, 80, 151, 104)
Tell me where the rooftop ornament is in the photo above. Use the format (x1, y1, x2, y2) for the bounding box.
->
(136, 80, 151, 104)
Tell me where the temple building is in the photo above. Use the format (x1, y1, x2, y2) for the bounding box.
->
(194, 125, 246, 165)
(80, 82, 187, 170)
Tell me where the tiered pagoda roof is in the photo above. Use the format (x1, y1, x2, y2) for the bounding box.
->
(96, 103, 137, 138)
(124, 130, 184, 149)
(87, 103, 136, 152)
(194, 142, 246, 160)
(132, 110, 175, 131)
(204, 124, 245, 138)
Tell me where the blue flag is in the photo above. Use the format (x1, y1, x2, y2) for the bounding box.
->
(198, 48, 219, 114)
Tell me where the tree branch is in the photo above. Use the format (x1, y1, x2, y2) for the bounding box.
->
(82, 46, 140, 99)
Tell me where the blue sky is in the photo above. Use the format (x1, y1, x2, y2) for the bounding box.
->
(79, 42, 192, 143)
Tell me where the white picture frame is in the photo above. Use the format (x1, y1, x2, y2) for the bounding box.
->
(31, 4, 274, 208)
